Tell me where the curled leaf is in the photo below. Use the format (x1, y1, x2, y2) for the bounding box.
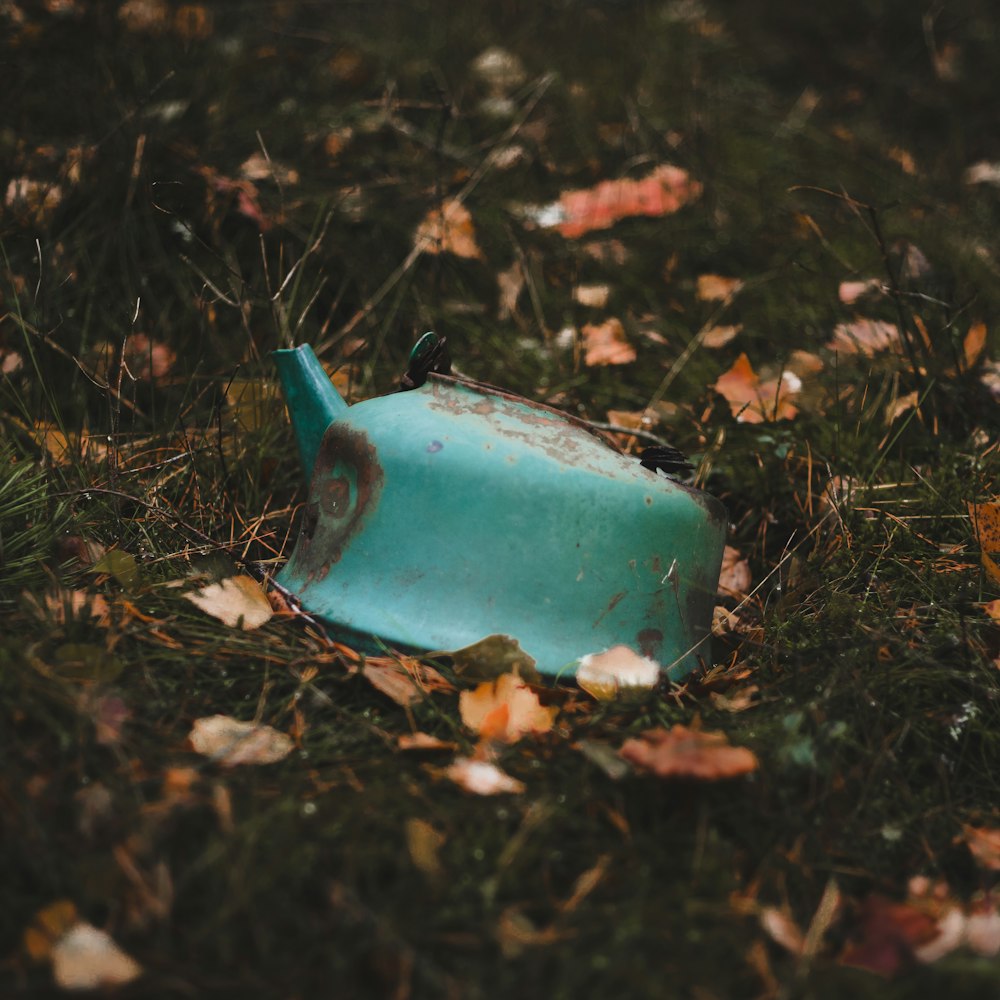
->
(619, 724, 758, 780)
(188, 715, 293, 767)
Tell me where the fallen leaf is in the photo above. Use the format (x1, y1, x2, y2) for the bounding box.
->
(24, 588, 109, 625)
(619, 724, 758, 780)
(444, 758, 525, 795)
(984, 600, 1000, 623)
(51, 922, 143, 990)
(173, 3, 212, 40)
(91, 549, 140, 589)
(496, 262, 525, 320)
(576, 645, 660, 701)
(405, 817, 446, 881)
(183, 575, 273, 630)
(965, 161, 1000, 186)
(839, 895, 941, 977)
(459, 672, 557, 743)
(964, 899, 1000, 956)
(92, 694, 132, 745)
(696, 274, 743, 302)
(239, 152, 299, 185)
(709, 684, 759, 712)
(967, 502, 1000, 588)
(760, 906, 805, 955)
(582, 318, 636, 366)
(123, 333, 175, 381)
(5, 177, 63, 224)
(414, 199, 483, 259)
(963, 824, 1000, 870)
(397, 732, 458, 752)
(118, 0, 168, 33)
(432, 634, 540, 683)
(701, 324, 741, 348)
(552, 164, 702, 239)
(188, 715, 293, 766)
(712, 353, 799, 423)
(362, 660, 424, 707)
(827, 318, 902, 356)
(23, 901, 79, 961)
(718, 545, 751, 597)
(838, 279, 882, 305)
(496, 906, 564, 958)
(885, 390, 920, 424)
(962, 321, 987, 371)
(30, 423, 108, 465)
(572, 283, 611, 308)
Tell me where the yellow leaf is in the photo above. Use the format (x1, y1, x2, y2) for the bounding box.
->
(183, 575, 273, 630)
(968, 501, 1000, 588)
(23, 901, 79, 961)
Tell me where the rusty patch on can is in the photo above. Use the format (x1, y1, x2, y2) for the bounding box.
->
(292, 424, 384, 583)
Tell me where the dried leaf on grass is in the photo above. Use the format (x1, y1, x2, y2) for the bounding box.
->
(827, 318, 902, 356)
(582, 318, 636, 366)
(712, 353, 800, 423)
(619, 724, 758, 780)
(696, 274, 743, 302)
(188, 715, 293, 767)
(838, 895, 939, 977)
(361, 656, 452, 707)
(397, 732, 458, 752)
(24, 588, 110, 625)
(717, 545, 751, 598)
(576, 645, 660, 701)
(552, 164, 702, 239)
(183, 575, 273, 630)
(962, 321, 988, 371)
(405, 817, 446, 881)
(967, 501, 1000, 587)
(838, 279, 882, 305)
(701, 324, 741, 348)
(414, 199, 483, 259)
(24, 901, 142, 989)
(459, 671, 557, 743)
(443, 758, 525, 795)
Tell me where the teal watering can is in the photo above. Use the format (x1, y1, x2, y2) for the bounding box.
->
(273, 338, 727, 680)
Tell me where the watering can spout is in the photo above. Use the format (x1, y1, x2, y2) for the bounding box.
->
(273, 345, 349, 482)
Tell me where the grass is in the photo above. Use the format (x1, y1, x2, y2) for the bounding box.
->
(2, 0, 1000, 996)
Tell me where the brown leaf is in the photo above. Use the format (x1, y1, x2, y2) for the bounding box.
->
(188, 715, 293, 767)
(582, 318, 636, 366)
(827, 318, 903, 356)
(554, 165, 702, 239)
(619, 724, 758, 780)
(23, 901, 79, 961)
(362, 660, 424, 707)
(459, 672, 557, 743)
(838, 279, 881, 305)
(183, 575, 273, 630)
(405, 817, 446, 881)
(123, 333, 175, 381)
(717, 545, 751, 598)
(839, 895, 940, 977)
(962, 322, 987, 371)
(414, 199, 483, 259)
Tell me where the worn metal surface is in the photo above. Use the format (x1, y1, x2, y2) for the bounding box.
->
(275, 344, 727, 680)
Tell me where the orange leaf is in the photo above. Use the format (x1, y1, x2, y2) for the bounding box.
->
(414, 199, 483, 259)
(555, 165, 702, 238)
(582, 318, 636, 366)
(963, 321, 988, 371)
(459, 672, 557, 743)
(696, 274, 743, 302)
(712, 353, 799, 423)
(619, 724, 758, 780)
(967, 501, 1000, 587)
(963, 825, 1000, 870)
